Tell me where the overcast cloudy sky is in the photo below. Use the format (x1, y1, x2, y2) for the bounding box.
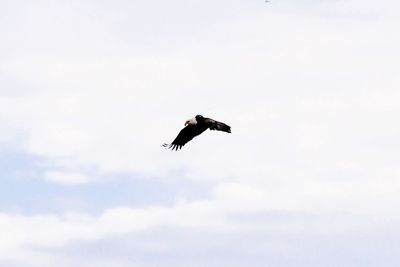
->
(1, 0, 400, 266)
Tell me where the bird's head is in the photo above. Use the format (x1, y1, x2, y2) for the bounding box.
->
(185, 117, 198, 126)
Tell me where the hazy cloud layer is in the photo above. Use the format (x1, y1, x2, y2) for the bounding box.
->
(1, 0, 399, 266)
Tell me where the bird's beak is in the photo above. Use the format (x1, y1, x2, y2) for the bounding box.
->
(185, 120, 190, 126)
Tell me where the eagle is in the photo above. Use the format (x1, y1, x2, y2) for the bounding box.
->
(163, 115, 231, 150)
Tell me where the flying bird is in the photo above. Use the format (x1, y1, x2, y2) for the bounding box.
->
(163, 115, 231, 150)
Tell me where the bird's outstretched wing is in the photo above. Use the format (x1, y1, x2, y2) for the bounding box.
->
(204, 118, 231, 133)
(163, 125, 206, 150)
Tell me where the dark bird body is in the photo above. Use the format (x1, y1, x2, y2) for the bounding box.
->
(163, 115, 231, 150)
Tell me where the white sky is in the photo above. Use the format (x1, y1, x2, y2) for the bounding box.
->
(1, 0, 400, 266)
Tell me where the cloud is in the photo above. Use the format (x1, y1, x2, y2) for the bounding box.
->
(1, 0, 400, 266)
(44, 171, 91, 185)
(0, 0, 399, 217)
(1, 181, 399, 266)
